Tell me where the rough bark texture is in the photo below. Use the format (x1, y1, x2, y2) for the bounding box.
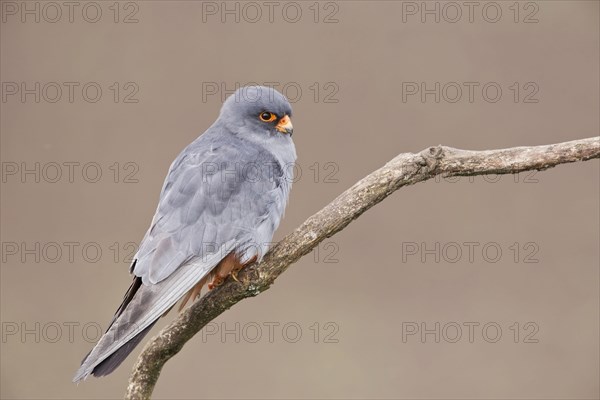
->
(125, 136, 599, 399)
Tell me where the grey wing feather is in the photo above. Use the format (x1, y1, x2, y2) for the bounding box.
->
(134, 142, 267, 284)
(74, 134, 288, 382)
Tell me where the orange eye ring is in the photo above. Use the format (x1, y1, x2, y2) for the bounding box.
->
(259, 112, 277, 122)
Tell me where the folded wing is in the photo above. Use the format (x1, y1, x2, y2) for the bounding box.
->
(74, 139, 283, 382)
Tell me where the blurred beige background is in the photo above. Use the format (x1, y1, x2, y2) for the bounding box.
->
(1, 1, 599, 399)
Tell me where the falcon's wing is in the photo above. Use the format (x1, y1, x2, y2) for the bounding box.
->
(74, 140, 283, 382)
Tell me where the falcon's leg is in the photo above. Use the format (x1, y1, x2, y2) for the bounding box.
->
(208, 253, 258, 288)
(231, 255, 257, 282)
(207, 253, 238, 290)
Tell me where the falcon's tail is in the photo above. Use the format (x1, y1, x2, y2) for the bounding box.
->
(75, 275, 151, 381)
(73, 245, 234, 383)
(87, 321, 156, 377)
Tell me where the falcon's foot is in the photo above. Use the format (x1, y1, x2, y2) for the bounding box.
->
(230, 255, 257, 283)
(208, 253, 238, 290)
(208, 253, 257, 289)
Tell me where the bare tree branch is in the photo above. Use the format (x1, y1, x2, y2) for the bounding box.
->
(125, 136, 599, 399)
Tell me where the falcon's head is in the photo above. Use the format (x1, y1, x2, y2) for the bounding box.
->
(219, 86, 294, 140)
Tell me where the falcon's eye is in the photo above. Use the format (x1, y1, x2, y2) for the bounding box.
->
(259, 112, 277, 122)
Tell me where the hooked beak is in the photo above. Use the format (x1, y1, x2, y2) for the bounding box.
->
(275, 115, 293, 135)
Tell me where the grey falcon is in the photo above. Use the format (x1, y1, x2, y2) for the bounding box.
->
(74, 86, 296, 382)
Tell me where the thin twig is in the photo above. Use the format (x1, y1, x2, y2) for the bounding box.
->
(125, 136, 600, 399)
